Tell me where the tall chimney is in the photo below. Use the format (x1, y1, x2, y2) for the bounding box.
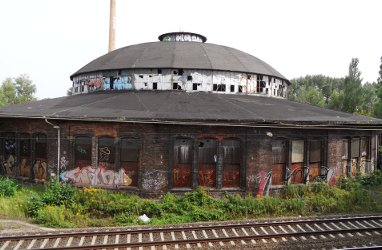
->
(108, 0, 116, 52)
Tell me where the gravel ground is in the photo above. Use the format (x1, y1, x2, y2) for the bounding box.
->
(0, 219, 55, 235)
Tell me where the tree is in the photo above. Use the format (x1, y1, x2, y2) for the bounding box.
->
(373, 56, 382, 118)
(0, 74, 36, 106)
(342, 58, 363, 113)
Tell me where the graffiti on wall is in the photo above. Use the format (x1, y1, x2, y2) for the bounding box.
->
(20, 158, 31, 178)
(3, 139, 16, 176)
(141, 170, 167, 192)
(249, 170, 272, 196)
(34, 160, 47, 181)
(60, 165, 133, 186)
(104, 76, 133, 90)
(326, 164, 342, 186)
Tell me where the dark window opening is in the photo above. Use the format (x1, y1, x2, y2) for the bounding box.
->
(20, 133, 31, 178)
(247, 74, 251, 79)
(173, 82, 181, 90)
(139, 74, 143, 78)
(153, 82, 157, 90)
(178, 69, 184, 75)
(120, 138, 140, 187)
(213, 84, 217, 91)
(213, 84, 226, 92)
(34, 134, 47, 181)
(110, 77, 114, 89)
(149, 75, 152, 77)
(144, 82, 147, 87)
(266, 88, 269, 94)
(157, 69, 162, 74)
(230, 85, 235, 92)
(193, 83, 198, 90)
(173, 71, 178, 75)
(98, 137, 115, 165)
(75, 136, 92, 168)
(187, 75, 192, 81)
(238, 86, 243, 92)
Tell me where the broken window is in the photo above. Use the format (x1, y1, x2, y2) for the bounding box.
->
(173, 138, 193, 188)
(153, 82, 157, 90)
(178, 69, 184, 75)
(222, 139, 241, 188)
(120, 138, 140, 187)
(257, 75, 266, 93)
(193, 83, 198, 90)
(187, 75, 192, 81)
(230, 85, 235, 92)
(173, 71, 178, 75)
(341, 139, 349, 176)
(309, 140, 322, 181)
(20, 133, 31, 179)
(238, 86, 243, 92)
(157, 69, 162, 74)
(173, 82, 180, 90)
(2, 133, 16, 176)
(139, 74, 143, 78)
(272, 139, 287, 185)
(213, 84, 226, 92)
(144, 82, 147, 87)
(197, 139, 217, 187)
(291, 140, 304, 184)
(34, 134, 47, 181)
(74, 136, 92, 168)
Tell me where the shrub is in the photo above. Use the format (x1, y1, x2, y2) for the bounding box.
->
(42, 180, 76, 207)
(34, 205, 75, 227)
(26, 192, 45, 217)
(0, 177, 18, 197)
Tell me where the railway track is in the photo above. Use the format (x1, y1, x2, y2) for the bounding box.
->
(1, 214, 382, 249)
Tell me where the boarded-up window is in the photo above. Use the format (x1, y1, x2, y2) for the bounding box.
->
(272, 139, 287, 185)
(34, 134, 47, 181)
(20, 133, 31, 178)
(120, 138, 140, 187)
(75, 136, 92, 168)
(309, 140, 322, 181)
(351, 138, 360, 158)
(197, 139, 217, 187)
(291, 140, 304, 184)
(173, 139, 193, 188)
(3, 133, 16, 176)
(222, 139, 241, 188)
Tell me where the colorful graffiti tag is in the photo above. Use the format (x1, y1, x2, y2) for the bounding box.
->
(254, 170, 272, 196)
(60, 165, 132, 186)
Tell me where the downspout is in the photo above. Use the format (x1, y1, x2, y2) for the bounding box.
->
(44, 118, 61, 180)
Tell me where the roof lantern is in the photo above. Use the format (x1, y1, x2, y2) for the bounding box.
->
(158, 32, 207, 43)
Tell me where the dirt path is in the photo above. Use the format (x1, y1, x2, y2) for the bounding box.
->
(0, 219, 55, 235)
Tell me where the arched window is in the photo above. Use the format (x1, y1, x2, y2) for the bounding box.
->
(272, 139, 287, 185)
(173, 138, 193, 188)
(222, 139, 241, 188)
(20, 133, 31, 179)
(34, 134, 47, 181)
(74, 136, 92, 168)
(197, 139, 217, 188)
(120, 138, 140, 187)
(2, 132, 16, 176)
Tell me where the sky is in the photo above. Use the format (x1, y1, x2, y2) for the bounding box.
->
(0, 0, 381, 99)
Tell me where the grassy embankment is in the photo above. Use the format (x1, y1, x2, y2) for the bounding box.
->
(1, 172, 382, 228)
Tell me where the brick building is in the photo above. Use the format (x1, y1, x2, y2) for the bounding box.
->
(0, 32, 381, 197)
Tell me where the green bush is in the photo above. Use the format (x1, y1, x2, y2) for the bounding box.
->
(0, 177, 18, 197)
(26, 192, 44, 217)
(34, 205, 74, 227)
(42, 180, 76, 207)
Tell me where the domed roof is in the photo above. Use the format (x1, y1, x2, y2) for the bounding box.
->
(71, 40, 288, 82)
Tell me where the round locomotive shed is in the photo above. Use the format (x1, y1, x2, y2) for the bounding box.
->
(0, 32, 381, 197)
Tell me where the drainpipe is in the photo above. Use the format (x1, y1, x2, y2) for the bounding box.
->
(44, 118, 60, 180)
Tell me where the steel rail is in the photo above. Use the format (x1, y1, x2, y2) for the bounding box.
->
(0, 214, 381, 241)
(37, 226, 382, 250)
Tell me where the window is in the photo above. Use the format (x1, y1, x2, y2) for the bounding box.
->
(74, 136, 92, 168)
(173, 82, 180, 90)
(230, 85, 235, 92)
(360, 137, 369, 173)
(351, 138, 360, 176)
(291, 140, 304, 183)
(157, 69, 162, 74)
(309, 140, 322, 181)
(238, 86, 243, 93)
(120, 138, 140, 187)
(153, 82, 157, 90)
(187, 75, 192, 81)
(34, 134, 47, 181)
(341, 139, 349, 176)
(272, 139, 287, 185)
(222, 139, 241, 188)
(144, 82, 147, 87)
(98, 137, 115, 169)
(193, 83, 198, 91)
(213, 84, 226, 92)
(197, 139, 217, 187)
(20, 133, 31, 179)
(173, 138, 193, 188)
(257, 75, 266, 93)
(3, 133, 16, 176)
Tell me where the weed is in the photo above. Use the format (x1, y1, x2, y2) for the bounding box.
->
(0, 177, 18, 197)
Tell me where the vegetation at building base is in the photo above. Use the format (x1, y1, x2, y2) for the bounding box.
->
(1, 172, 382, 228)
(289, 56, 382, 118)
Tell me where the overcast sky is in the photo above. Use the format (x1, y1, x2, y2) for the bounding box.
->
(0, 0, 381, 99)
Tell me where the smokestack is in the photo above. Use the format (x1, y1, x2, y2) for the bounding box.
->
(108, 0, 116, 52)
